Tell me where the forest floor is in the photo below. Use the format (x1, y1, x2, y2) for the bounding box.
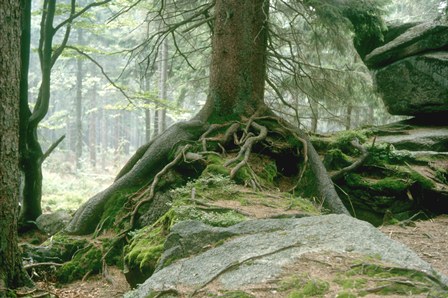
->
(24, 215, 448, 298)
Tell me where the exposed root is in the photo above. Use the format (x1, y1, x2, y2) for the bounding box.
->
(24, 262, 64, 269)
(331, 138, 369, 181)
(200, 122, 239, 151)
(224, 122, 268, 179)
(129, 144, 192, 228)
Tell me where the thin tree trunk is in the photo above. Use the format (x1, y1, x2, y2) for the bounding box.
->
(75, 29, 83, 169)
(153, 108, 159, 138)
(159, 30, 168, 132)
(145, 73, 151, 142)
(89, 82, 97, 167)
(345, 103, 352, 130)
(100, 105, 107, 169)
(309, 97, 318, 133)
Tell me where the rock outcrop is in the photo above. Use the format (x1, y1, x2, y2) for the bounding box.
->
(125, 215, 448, 297)
(36, 210, 72, 235)
(362, 21, 448, 117)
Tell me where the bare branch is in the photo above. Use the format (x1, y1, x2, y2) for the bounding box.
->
(40, 134, 66, 165)
(54, 0, 112, 33)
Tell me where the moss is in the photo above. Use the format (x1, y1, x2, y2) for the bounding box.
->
(287, 197, 320, 214)
(330, 130, 369, 154)
(280, 275, 329, 297)
(174, 205, 247, 227)
(203, 164, 230, 177)
(218, 290, 255, 298)
(258, 161, 278, 185)
(335, 292, 357, 298)
(345, 263, 448, 296)
(409, 170, 435, 190)
(41, 232, 89, 261)
(100, 187, 138, 231)
(101, 237, 125, 268)
(371, 177, 408, 192)
(345, 174, 409, 193)
(324, 149, 352, 171)
(56, 245, 102, 283)
(287, 279, 330, 298)
(233, 165, 251, 185)
(334, 276, 368, 289)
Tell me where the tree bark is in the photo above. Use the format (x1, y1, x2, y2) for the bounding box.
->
(0, 0, 31, 290)
(196, 0, 269, 121)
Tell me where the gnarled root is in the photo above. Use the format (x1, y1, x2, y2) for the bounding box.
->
(65, 120, 207, 235)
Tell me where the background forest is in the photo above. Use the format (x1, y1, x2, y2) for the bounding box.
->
(32, 0, 446, 213)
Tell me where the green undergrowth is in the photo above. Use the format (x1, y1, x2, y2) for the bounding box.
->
(56, 244, 102, 283)
(279, 275, 330, 298)
(53, 234, 123, 283)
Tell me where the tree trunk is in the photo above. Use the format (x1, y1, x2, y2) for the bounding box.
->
(19, 0, 56, 228)
(89, 82, 97, 167)
(0, 0, 31, 290)
(100, 104, 107, 169)
(196, 0, 269, 121)
(309, 97, 319, 133)
(345, 103, 352, 130)
(144, 73, 151, 143)
(159, 38, 168, 132)
(153, 108, 159, 138)
(75, 29, 83, 170)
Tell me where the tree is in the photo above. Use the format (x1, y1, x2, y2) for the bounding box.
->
(19, 0, 111, 230)
(0, 0, 31, 292)
(69, 0, 378, 235)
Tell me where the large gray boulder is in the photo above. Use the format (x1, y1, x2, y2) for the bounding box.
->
(374, 52, 448, 116)
(365, 22, 448, 69)
(125, 215, 447, 297)
(362, 21, 448, 117)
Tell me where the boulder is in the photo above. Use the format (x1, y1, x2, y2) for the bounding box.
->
(365, 22, 448, 69)
(36, 210, 72, 235)
(374, 52, 448, 116)
(125, 215, 448, 297)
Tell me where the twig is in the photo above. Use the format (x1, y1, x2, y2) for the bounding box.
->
(24, 262, 63, 269)
(331, 138, 369, 181)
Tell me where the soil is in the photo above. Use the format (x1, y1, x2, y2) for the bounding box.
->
(379, 214, 448, 276)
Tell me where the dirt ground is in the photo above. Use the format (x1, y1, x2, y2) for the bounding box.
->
(379, 214, 448, 277)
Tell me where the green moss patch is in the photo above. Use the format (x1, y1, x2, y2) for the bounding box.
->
(100, 187, 139, 232)
(279, 275, 330, 298)
(341, 263, 448, 297)
(56, 245, 102, 283)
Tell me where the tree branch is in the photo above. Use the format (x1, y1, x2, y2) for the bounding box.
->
(331, 138, 369, 181)
(53, 0, 112, 33)
(39, 134, 65, 165)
